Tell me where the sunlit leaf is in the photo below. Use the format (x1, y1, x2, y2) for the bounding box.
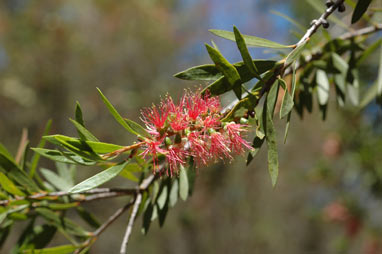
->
(31, 148, 96, 166)
(97, 88, 150, 138)
(22, 244, 79, 254)
(68, 161, 129, 193)
(0, 172, 25, 196)
(69, 119, 99, 142)
(210, 29, 292, 48)
(233, 26, 260, 78)
(316, 69, 330, 105)
(285, 40, 308, 66)
(30, 120, 52, 178)
(40, 168, 72, 191)
(179, 166, 189, 201)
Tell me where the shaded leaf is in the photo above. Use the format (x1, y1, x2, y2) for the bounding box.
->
(352, 0, 373, 24)
(157, 184, 168, 210)
(36, 208, 89, 237)
(76, 207, 101, 229)
(279, 79, 294, 119)
(210, 29, 291, 48)
(284, 65, 297, 143)
(264, 93, 279, 187)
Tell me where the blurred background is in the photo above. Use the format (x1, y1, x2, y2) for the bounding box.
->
(1, 0, 382, 253)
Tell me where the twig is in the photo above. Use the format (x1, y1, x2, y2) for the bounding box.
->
(74, 200, 135, 254)
(296, 0, 345, 47)
(101, 142, 144, 159)
(120, 193, 142, 254)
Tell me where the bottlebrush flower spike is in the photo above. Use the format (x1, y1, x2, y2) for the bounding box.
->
(140, 89, 252, 175)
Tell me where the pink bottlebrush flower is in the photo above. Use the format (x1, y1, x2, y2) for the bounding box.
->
(141, 139, 166, 171)
(187, 131, 210, 167)
(139, 89, 252, 175)
(226, 123, 252, 154)
(141, 104, 168, 133)
(209, 132, 232, 161)
(165, 146, 188, 176)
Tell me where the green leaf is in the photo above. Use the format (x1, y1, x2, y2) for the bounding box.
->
(124, 118, 151, 139)
(35, 208, 89, 237)
(76, 207, 101, 229)
(209, 29, 291, 48)
(377, 44, 382, 105)
(119, 164, 139, 182)
(176, 60, 276, 82)
(141, 199, 153, 235)
(179, 166, 189, 201)
(0, 143, 15, 163)
(265, 94, 279, 187)
(30, 120, 52, 178)
(233, 26, 260, 78)
(156, 184, 168, 210)
(267, 80, 280, 116)
(22, 245, 79, 254)
(270, 10, 305, 32)
(69, 119, 99, 142)
(351, 0, 372, 24)
(75, 101, 84, 126)
(360, 81, 379, 108)
(68, 161, 129, 193)
(48, 203, 79, 210)
(316, 69, 330, 105)
(279, 79, 294, 119)
(246, 137, 265, 166)
(0, 154, 39, 192)
(205, 44, 241, 86)
(174, 64, 222, 81)
(43, 135, 124, 154)
(31, 148, 96, 166)
(40, 168, 72, 191)
(97, 88, 150, 138)
(169, 179, 178, 207)
(356, 38, 382, 66)
(284, 65, 296, 143)
(285, 40, 308, 66)
(0, 172, 25, 196)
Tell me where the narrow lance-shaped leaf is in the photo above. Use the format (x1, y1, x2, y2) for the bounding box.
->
(31, 148, 96, 166)
(97, 88, 150, 138)
(0, 172, 26, 196)
(205, 44, 242, 98)
(40, 168, 73, 191)
(316, 69, 330, 105)
(68, 161, 129, 193)
(351, 0, 373, 24)
(209, 29, 292, 49)
(233, 26, 260, 79)
(179, 166, 189, 201)
(284, 65, 296, 143)
(285, 40, 307, 66)
(377, 44, 382, 105)
(69, 119, 99, 142)
(169, 179, 178, 207)
(264, 101, 279, 187)
(279, 79, 294, 119)
(22, 244, 79, 254)
(30, 119, 52, 178)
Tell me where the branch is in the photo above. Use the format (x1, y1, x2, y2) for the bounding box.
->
(120, 193, 142, 254)
(283, 23, 382, 77)
(296, 0, 345, 47)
